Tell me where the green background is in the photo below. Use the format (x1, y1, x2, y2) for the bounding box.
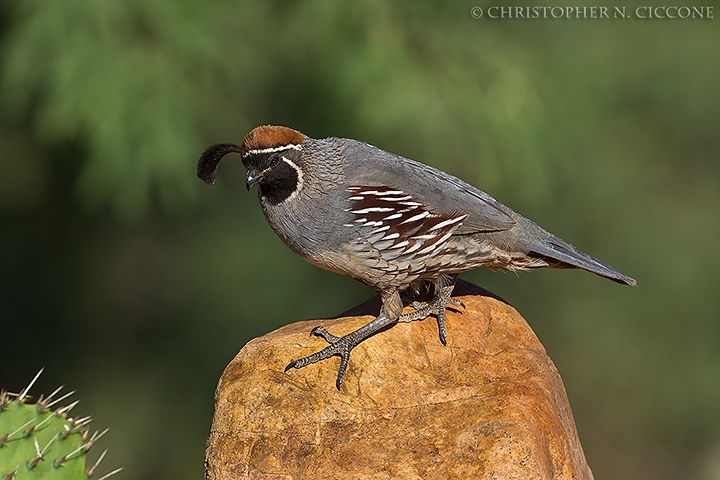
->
(1, 1, 719, 479)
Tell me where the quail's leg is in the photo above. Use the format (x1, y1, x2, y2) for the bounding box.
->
(285, 313, 398, 390)
(398, 275, 463, 345)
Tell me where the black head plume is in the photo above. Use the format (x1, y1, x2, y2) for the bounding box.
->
(197, 143, 243, 185)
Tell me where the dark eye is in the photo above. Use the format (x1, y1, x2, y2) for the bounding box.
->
(269, 156, 280, 167)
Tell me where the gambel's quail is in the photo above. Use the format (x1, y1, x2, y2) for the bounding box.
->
(197, 125, 636, 389)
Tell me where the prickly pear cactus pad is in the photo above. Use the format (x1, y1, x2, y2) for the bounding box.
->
(0, 371, 121, 480)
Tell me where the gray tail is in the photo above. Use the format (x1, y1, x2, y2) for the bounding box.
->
(531, 235, 637, 286)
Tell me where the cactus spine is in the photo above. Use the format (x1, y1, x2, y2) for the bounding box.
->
(0, 371, 121, 480)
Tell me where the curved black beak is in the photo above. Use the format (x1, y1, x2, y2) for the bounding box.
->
(246, 173, 263, 190)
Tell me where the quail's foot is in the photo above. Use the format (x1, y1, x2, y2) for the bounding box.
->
(398, 282, 465, 346)
(285, 313, 398, 390)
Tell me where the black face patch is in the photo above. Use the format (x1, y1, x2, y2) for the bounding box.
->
(258, 159, 298, 205)
(244, 152, 300, 205)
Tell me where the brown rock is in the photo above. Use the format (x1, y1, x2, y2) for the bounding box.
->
(205, 280, 594, 480)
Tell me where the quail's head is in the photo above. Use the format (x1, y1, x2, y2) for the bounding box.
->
(197, 125, 307, 205)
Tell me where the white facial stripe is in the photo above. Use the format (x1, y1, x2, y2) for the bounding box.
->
(281, 156, 304, 203)
(242, 144, 302, 157)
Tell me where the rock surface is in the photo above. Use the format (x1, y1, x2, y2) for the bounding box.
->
(205, 280, 594, 480)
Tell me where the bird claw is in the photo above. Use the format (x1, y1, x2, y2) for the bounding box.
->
(310, 326, 341, 343)
(285, 314, 397, 390)
(397, 286, 462, 346)
(449, 298, 465, 310)
(285, 336, 353, 390)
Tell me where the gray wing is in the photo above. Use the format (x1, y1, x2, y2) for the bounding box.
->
(340, 185, 470, 286)
(341, 139, 516, 234)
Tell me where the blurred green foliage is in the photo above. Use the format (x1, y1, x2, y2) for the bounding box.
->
(0, 1, 719, 479)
